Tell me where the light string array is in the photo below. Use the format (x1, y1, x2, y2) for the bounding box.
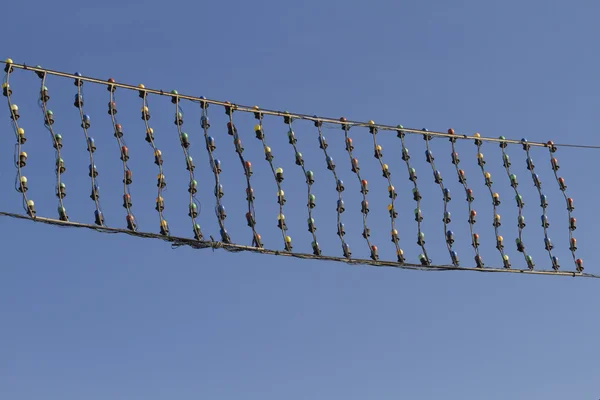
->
(0, 59, 589, 278)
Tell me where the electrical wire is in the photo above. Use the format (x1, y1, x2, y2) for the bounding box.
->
(397, 126, 430, 263)
(74, 72, 104, 226)
(369, 122, 405, 263)
(225, 102, 261, 247)
(546, 142, 582, 271)
(108, 78, 137, 231)
(7, 62, 600, 150)
(0, 210, 595, 278)
(198, 97, 231, 243)
(422, 130, 457, 266)
(498, 137, 533, 269)
(448, 130, 482, 267)
(38, 70, 68, 221)
(285, 113, 319, 254)
(139, 85, 169, 235)
(315, 119, 350, 258)
(341, 118, 377, 260)
(252, 107, 287, 249)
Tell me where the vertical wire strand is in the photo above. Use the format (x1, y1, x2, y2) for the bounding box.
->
(546, 142, 580, 271)
(422, 131, 457, 266)
(38, 71, 67, 221)
(369, 122, 404, 263)
(474, 135, 509, 267)
(109, 81, 137, 231)
(199, 99, 230, 243)
(225, 103, 261, 247)
(173, 96, 203, 241)
(74, 74, 104, 225)
(397, 126, 430, 264)
(252, 108, 287, 248)
(449, 131, 482, 266)
(341, 120, 377, 260)
(139, 89, 168, 234)
(3, 63, 31, 215)
(316, 121, 350, 258)
(522, 141, 555, 268)
(285, 114, 319, 253)
(499, 138, 533, 269)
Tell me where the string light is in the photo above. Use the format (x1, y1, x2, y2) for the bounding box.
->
(547, 141, 582, 271)
(108, 77, 137, 231)
(341, 117, 377, 260)
(253, 106, 286, 249)
(198, 96, 230, 243)
(397, 126, 430, 263)
(498, 136, 534, 269)
(139, 84, 169, 235)
(73, 72, 104, 225)
(369, 121, 404, 263)
(314, 118, 351, 258)
(3, 58, 32, 216)
(474, 133, 509, 268)
(37, 69, 69, 221)
(285, 112, 318, 254)
(423, 128, 457, 266)
(172, 93, 203, 241)
(225, 102, 261, 247)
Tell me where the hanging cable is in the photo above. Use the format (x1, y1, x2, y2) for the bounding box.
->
(315, 119, 351, 258)
(498, 136, 534, 269)
(108, 78, 137, 231)
(3, 59, 32, 216)
(8, 61, 600, 150)
(521, 139, 556, 269)
(340, 117, 378, 260)
(422, 129, 457, 266)
(396, 125, 430, 265)
(284, 112, 318, 254)
(224, 101, 262, 248)
(369, 121, 405, 263)
(252, 106, 287, 249)
(448, 129, 482, 267)
(198, 96, 230, 243)
(38, 69, 68, 221)
(0, 210, 593, 278)
(74, 72, 104, 226)
(172, 92, 203, 241)
(473, 133, 510, 268)
(546, 141, 581, 271)
(138, 85, 170, 235)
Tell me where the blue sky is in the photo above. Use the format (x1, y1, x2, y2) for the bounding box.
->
(1, 0, 599, 399)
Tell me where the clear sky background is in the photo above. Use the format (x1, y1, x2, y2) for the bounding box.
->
(1, 1, 599, 399)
